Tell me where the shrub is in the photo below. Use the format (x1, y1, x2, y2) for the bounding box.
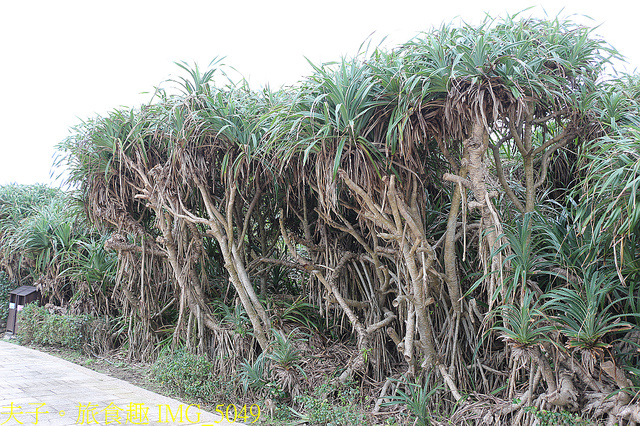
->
(0, 271, 18, 324)
(17, 303, 94, 350)
(292, 380, 366, 426)
(151, 348, 229, 400)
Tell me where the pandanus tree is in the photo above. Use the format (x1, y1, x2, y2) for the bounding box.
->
(59, 62, 279, 357)
(422, 17, 640, 424)
(400, 15, 612, 305)
(578, 76, 640, 285)
(59, 105, 185, 358)
(0, 184, 58, 283)
(56, 13, 640, 424)
(0, 186, 117, 321)
(152, 78, 276, 351)
(395, 17, 640, 422)
(268, 13, 632, 417)
(269, 57, 408, 383)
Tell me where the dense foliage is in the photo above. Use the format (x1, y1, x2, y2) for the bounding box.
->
(3, 13, 640, 425)
(17, 303, 97, 350)
(0, 271, 16, 323)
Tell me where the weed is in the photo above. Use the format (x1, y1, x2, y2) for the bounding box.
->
(239, 352, 271, 394)
(292, 379, 366, 426)
(525, 406, 594, 425)
(382, 372, 443, 426)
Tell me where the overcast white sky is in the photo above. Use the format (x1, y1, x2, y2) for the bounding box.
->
(1, 0, 638, 187)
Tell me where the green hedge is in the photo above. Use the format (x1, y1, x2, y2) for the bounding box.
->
(17, 303, 94, 350)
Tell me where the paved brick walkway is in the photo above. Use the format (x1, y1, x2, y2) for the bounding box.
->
(0, 341, 244, 425)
